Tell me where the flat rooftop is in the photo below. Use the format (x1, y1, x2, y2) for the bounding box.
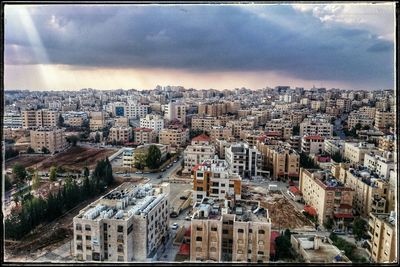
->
(192, 197, 270, 223)
(76, 183, 167, 222)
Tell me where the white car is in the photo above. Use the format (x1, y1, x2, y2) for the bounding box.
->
(171, 223, 179, 230)
(135, 171, 143, 174)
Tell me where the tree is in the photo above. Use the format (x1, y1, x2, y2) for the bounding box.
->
(42, 146, 50, 154)
(275, 229, 293, 260)
(12, 163, 27, 185)
(324, 217, 334, 230)
(95, 132, 101, 143)
(5, 148, 19, 159)
(83, 166, 90, 178)
(362, 125, 370, 130)
(146, 145, 161, 169)
(58, 114, 64, 127)
(32, 171, 41, 190)
(27, 147, 35, 154)
(49, 166, 57, 181)
(331, 151, 344, 163)
(352, 217, 367, 240)
(66, 135, 79, 146)
(134, 152, 147, 170)
(292, 125, 300, 135)
(5, 175, 13, 191)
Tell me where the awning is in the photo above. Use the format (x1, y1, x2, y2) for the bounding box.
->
(178, 243, 190, 256)
(304, 205, 317, 216)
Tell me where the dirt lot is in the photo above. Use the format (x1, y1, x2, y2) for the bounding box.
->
(244, 185, 313, 230)
(5, 155, 48, 170)
(5, 146, 117, 172)
(37, 146, 118, 171)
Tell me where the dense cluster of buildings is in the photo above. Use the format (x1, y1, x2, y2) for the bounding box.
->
(5, 85, 396, 263)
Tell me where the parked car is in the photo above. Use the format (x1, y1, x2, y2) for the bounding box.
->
(157, 175, 163, 179)
(332, 229, 346, 235)
(180, 196, 188, 200)
(171, 223, 179, 230)
(173, 160, 178, 163)
(135, 171, 143, 174)
(185, 216, 191, 221)
(161, 168, 166, 172)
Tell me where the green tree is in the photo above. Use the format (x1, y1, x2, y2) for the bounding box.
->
(362, 125, 370, 130)
(95, 132, 101, 143)
(12, 163, 27, 185)
(27, 147, 35, 154)
(83, 166, 90, 178)
(58, 114, 64, 127)
(352, 217, 367, 240)
(49, 166, 57, 181)
(146, 145, 161, 169)
(5, 148, 19, 159)
(292, 125, 300, 135)
(32, 171, 41, 190)
(42, 146, 50, 154)
(134, 152, 147, 170)
(5, 175, 13, 191)
(324, 217, 334, 230)
(275, 229, 293, 260)
(331, 151, 344, 163)
(66, 135, 79, 146)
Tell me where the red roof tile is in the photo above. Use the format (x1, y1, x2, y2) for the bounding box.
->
(289, 186, 300, 194)
(304, 205, 317, 216)
(192, 134, 210, 142)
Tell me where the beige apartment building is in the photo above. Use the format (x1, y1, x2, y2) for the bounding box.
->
(336, 98, 352, 113)
(159, 128, 189, 147)
(192, 157, 241, 202)
(299, 168, 354, 227)
(22, 109, 59, 129)
(301, 135, 325, 155)
(109, 126, 132, 144)
(344, 142, 376, 164)
(291, 234, 351, 263)
(300, 119, 333, 138)
(343, 168, 390, 217)
(374, 110, 394, 130)
(89, 111, 106, 131)
(209, 126, 234, 143)
(65, 116, 85, 127)
(183, 135, 216, 174)
(191, 117, 220, 132)
(30, 127, 67, 153)
(190, 197, 271, 263)
(347, 111, 374, 130)
(133, 128, 156, 145)
(366, 212, 397, 263)
(358, 106, 376, 119)
(378, 135, 395, 152)
(73, 183, 170, 262)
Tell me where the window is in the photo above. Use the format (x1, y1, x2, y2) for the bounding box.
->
(86, 245, 91, 250)
(211, 227, 217, 231)
(118, 244, 124, 253)
(86, 235, 91, 240)
(238, 229, 244, 233)
(196, 247, 202, 252)
(223, 230, 228, 234)
(197, 227, 203, 231)
(249, 229, 252, 233)
(248, 249, 252, 254)
(117, 256, 124, 262)
(85, 225, 91, 231)
(76, 224, 82, 231)
(196, 236, 202, 241)
(76, 235, 82, 240)
(117, 225, 124, 232)
(210, 247, 217, 252)
(76, 244, 82, 250)
(258, 229, 265, 234)
(258, 251, 264, 255)
(127, 224, 133, 234)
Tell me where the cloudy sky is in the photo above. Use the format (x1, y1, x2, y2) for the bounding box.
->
(4, 3, 395, 91)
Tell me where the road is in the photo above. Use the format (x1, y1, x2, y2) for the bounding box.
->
(334, 114, 347, 139)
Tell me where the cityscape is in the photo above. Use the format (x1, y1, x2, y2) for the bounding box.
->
(3, 2, 397, 265)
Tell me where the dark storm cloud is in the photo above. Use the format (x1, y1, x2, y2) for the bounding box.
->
(5, 4, 394, 86)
